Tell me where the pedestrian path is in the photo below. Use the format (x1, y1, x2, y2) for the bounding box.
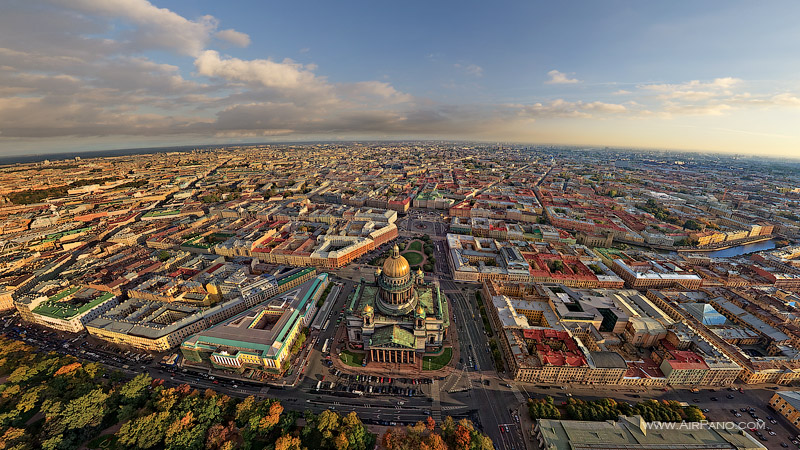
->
(431, 378, 442, 422)
(441, 405, 469, 411)
(510, 382, 526, 404)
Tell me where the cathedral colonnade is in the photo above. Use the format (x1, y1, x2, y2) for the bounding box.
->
(370, 348, 415, 363)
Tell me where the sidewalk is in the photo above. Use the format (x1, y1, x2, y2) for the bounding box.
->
(516, 404, 536, 450)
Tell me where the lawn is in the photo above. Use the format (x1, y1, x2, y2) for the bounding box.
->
(402, 251, 424, 266)
(407, 240, 423, 252)
(339, 350, 365, 367)
(422, 347, 453, 371)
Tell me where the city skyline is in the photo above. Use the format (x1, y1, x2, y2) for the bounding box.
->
(2, 0, 800, 157)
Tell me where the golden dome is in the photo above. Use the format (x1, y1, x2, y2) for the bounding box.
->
(363, 304, 374, 314)
(415, 304, 425, 315)
(382, 244, 410, 278)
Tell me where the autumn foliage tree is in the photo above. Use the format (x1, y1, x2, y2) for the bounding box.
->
(0, 336, 374, 450)
(382, 417, 492, 450)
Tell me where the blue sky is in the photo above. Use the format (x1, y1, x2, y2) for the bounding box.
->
(1, 0, 800, 156)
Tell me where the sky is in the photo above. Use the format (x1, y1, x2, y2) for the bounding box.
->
(1, 0, 800, 157)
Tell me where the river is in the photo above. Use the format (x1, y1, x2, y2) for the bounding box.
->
(705, 239, 777, 258)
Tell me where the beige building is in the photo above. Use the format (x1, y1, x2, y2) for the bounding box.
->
(769, 391, 800, 429)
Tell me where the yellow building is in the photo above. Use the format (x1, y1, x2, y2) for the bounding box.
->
(769, 391, 800, 428)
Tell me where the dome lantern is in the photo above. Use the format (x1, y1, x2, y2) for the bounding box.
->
(382, 244, 410, 278)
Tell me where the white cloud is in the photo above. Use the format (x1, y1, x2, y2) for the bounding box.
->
(639, 77, 742, 100)
(663, 102, 733, 116)
(215, 29, 251, 48)
(194, 50, 322, 90)
(545, 70, 580, 84)
(769, 93, 800, 106)
(50, 0, 246, 56)
(511, 99, 627, 119)
(337, 81, 412, 104)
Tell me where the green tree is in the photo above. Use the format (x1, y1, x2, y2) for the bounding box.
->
(316, 410, 340, 440)
(117, 411, 171, 449)
(120, 373, 152, 405)
(61, 388, 109, 430)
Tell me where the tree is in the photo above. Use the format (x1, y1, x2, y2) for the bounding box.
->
(7, 366, 31, 384)
(340, 412, 367, 450)
(684, 406, 705, 422)
(61, 388, 109, 430)
(205, 422, 240, 450)
(117, 411, 170, 449)
(275, 435, 303, 450)
(453, 424, 471, 450)
(334, 432, 349, 450)
(16, 387, 42, 413)
(259, 401, 283, 431)
(424, 434, 448, 450)
(120, 373, 152, 405)
(425, 416, 435, 432)
(473, 434, 494, 450)
(235, 396, 256, 425)
(316, 410, 340, 440)
(0, 427, 28, 450)
(441, 416, 455, 442)
(683, 219, 703, 231)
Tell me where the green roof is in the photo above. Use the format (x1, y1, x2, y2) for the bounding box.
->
(537, 415, 764, 450)
(416, 191, 443, 201)
(277, 267, 315, 286)
(347, 280, 363, 312)
(184, 274, 327, 361)
(33, 287, 115, 320)
(143, 209, 181, 217)
(42, 226, 95, 243)
(370, 325, 416, 348)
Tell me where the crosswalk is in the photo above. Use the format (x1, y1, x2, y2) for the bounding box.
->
(441, 405, 469, 411)
(431, 379, 442, 422)
(509, 382, 526, 404)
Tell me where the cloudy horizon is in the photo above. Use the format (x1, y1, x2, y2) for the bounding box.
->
(2, 0, 800, 157)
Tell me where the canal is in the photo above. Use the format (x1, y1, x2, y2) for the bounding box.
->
(705, 239, 777, 258)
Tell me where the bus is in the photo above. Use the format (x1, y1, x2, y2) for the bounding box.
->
(323, 319, 330, 330)
(321, 338, 331, 355)
(316, 381, 322, 391)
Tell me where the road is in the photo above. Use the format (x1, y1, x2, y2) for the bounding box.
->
(439, 278, 526, 450)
